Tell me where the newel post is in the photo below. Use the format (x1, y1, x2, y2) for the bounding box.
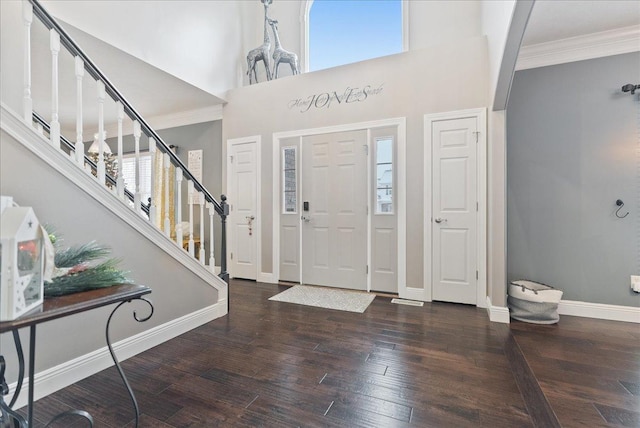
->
(219, 194, 229, 285)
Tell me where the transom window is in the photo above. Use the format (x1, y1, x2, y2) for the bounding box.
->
(308, 0, 403, 72)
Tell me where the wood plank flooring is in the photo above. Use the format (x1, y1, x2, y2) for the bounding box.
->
(16, 280, 640, 427)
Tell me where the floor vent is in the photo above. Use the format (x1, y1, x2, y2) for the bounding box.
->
(391, 298, 424, 307)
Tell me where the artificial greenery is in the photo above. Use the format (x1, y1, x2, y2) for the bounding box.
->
(43, 227, 132, 298)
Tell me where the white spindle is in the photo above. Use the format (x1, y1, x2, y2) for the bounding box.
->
(149, 138, 157, 223)
(49, 29, 61, 148)
(199, 192, 205, 264)
(133, 120, 142, 212)
(188, 180, 195, 256)
(208, 202, 215, 273)
(96, 81, 106, 184)
(74, 57, 84, 166)
(163, 153, 171, 236)
(22, 1, 33, 123)
(116, 102, 125, 199)
(176, 168, 183, 245)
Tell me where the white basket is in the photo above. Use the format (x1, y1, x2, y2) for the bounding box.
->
(508, 280, 563, 324)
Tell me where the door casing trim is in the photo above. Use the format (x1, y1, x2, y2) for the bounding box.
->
(272, 117, 406, 294)
(424, 108, 487, 307)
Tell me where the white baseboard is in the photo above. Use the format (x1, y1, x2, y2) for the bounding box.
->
(486, 296, 510, 324)
(258, 272, 277, 284)
(402, 287, 427, 302)
(8, 300, 227, 409)
(558, 300, 640, 324)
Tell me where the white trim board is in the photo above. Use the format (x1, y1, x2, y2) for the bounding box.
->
(1, 104, 227, 297)
(424, 108, 487, 307)
(516, 25, 640, 71)
(558, 300, 640, 324)
(486, 296, 510, 324)
(7, 301, 227, 409)
(272, 117, 406, 296)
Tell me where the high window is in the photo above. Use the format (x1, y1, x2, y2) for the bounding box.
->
(308, 0, 403, 72)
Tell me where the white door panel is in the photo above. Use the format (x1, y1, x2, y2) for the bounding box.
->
(302, 131, 367, 290)
(229, 141, 258, 280)
(432, 117, 477, 304)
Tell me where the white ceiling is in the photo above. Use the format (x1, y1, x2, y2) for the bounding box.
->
(523, 0, 640, 46)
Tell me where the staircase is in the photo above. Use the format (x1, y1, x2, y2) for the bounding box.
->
(0, 0, 228, 407)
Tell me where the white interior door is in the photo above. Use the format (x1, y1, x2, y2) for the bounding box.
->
(301, 131, 367, 290)
(432, 117, 477, 304)
(229, 141, 258, 280)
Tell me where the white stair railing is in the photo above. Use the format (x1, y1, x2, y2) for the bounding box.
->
(22, 0, 229, 281)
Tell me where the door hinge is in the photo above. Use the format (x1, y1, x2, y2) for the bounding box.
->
(473, 131, 479, 143)
(366, 265, 369, 274)
(476, 202, 479, 212)
(231, 252, 233, 260)
(476, 270, 478, 280)
(367, 206, 369, 215)
(230, 155, 234, 163)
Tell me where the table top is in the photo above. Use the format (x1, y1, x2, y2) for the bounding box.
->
(0, 284, 152, 333)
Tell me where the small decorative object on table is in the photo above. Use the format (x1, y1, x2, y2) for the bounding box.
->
(0, 204, 44, 321)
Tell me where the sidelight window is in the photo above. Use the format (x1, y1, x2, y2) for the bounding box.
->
(282, 147, 297, 213)
(121, 152, 152, 204)
(375, 137, 393, 214)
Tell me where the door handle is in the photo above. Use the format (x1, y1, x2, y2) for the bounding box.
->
(301, 215, 311, 222)
(246, 215, 255, 221)
(434, 217, 447, 224)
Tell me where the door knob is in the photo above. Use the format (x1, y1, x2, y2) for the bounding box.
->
(434, 217, 447, 224)
(301, 215, 311, 222)
(246, 215, 255, 221)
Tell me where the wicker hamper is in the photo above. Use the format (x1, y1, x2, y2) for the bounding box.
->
(508, 280, 563, 324)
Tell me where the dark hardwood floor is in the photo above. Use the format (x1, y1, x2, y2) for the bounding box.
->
(19, 280, 640, 427)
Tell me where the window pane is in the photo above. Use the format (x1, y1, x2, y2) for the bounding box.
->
(309, 0, 402, 72)
(283, 147, 297, 213)
(375, 138, 393, 214)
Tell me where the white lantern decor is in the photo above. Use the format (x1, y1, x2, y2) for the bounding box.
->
(0, 206, 45, 321)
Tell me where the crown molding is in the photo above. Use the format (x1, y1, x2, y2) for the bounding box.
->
(516, 25, 640, 71)
(95, 104, 224, 140)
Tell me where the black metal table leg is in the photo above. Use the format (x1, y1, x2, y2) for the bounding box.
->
(27, 326, 35, 427)
(105, 297, 154, 428)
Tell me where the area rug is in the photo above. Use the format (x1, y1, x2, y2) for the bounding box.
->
(269, 285, 375, 313)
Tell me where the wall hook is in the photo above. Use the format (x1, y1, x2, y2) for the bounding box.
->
(615, 199, 629, 219)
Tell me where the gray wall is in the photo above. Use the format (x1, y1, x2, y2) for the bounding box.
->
(507, 53, 640, 306)
(1, 128, 219, 382)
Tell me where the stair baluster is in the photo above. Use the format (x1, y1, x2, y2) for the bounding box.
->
(199, 192, 205, 265)
(22, 2, 33, 123)
(96, 81, 106, 184)
(187, 180, 195, 257)
(74, 57, 84, 166)
(208, 202, 216, 273)
(176, 168, 183, 245)
(116, 102, 125, 199)
(163, 153, 171, 236)
(133, 120, 142, 212)
(49, 29, 61, 149)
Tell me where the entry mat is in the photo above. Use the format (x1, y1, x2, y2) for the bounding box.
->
(269, 285, 375, 313)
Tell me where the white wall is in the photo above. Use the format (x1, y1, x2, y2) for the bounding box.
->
(39, 0, 243, 97)
(222, 36, 489, 291)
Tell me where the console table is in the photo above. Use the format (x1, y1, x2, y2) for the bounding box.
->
(0, 284, 153, 427)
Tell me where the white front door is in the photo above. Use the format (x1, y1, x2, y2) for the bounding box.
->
(431, 117, 478, 304)
(301, 130, 368, 290)
(229, 141, 258, 280)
